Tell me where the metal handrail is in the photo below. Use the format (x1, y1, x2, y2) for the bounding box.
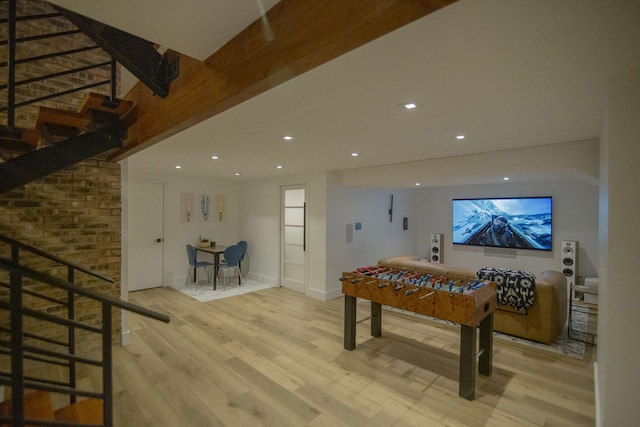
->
(0, 233, 170, 426)
(0, 261, 170, 323)
(0, 234, 114, 283)
(1, 0, 118, 130)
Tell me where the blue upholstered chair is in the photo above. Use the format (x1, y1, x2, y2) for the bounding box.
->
(237, 240, 248, 262)
(237, 240, 248, 276)
(185, 244, 213, 289)
(217, 244, 244, 290)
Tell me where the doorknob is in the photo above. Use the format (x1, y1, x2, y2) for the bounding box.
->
(155, 238, 163, 243)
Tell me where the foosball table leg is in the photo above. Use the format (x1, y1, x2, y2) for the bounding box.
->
(459, 324, 477, 401)
(344, 295, 357, 350)
(479, 313, 494, 377)
(371, 302, 382, 338)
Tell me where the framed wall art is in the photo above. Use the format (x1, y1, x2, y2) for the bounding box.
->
(180, 192, 196, 223)
(199, 193, 212, 222)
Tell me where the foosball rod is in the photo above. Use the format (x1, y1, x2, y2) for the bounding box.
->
(418, 291, 436, 300)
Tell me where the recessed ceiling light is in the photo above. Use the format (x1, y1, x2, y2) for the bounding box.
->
(456, 135, 465, 140)
(211, 155, 219, 160)
(415, 183, 421, 186)
(503, 177, 510, 181)
(276, 165, 283, 169)
(234, 172, 241, 176)
(404, 102, 418, 109)
(175, 165, 182, 169)
(351, 152, 359, 157)
(282, 135, 294, 141)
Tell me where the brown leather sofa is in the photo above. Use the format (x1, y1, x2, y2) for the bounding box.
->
(377, 256, 567, 344)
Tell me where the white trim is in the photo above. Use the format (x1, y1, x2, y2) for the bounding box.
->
(594, 361, 601, 427)
(121, 328, 131, 346)
(307, 286, 343, 301)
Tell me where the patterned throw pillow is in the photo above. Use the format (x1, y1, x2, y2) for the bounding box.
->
(477, 267, 535, 313)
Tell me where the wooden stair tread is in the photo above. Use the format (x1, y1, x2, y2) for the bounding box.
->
(0, 390, 56, 426)
(35, 106, 92, 133)
(18, 128, 42, 148)
(54, 397, 103, 424)
(0, 392, 103, 426)
(79, 92, 134, 117)
(0, 128, 40, 151)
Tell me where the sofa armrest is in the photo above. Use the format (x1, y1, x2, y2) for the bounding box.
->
(533, 270, 567, 340)
(378, 256, 449, 276)
(378, 255, 420, 266)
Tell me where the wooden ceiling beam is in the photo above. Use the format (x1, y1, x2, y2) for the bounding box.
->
(111, 0, 457, 161)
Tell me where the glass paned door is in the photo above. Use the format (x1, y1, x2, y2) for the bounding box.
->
(281, 185, 306, 292)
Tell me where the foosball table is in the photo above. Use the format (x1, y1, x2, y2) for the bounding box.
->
(340, 265, 498, 400)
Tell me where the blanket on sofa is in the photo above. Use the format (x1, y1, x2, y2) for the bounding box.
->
(477, 267, 535, 313)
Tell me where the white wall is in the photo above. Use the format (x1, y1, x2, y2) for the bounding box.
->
(597, 69, 640, 427)
(336, 139, 599, 188)
(237, 172, 329, 298)
(124, 168, 600, 296)
(236, 178, 280, 285)
(325, 173, 416, 298)
(412, 179, 600, 278)
(126, 173, 240, 286)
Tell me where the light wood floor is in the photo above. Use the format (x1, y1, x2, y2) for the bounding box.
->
(93, 286, 595, 426)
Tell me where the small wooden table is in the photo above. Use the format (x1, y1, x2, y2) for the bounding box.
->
(195, 245, 227, 289)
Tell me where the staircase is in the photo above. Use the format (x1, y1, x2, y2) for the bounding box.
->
(0, 233, 171, 426)
(0, 0, 177, 193)
(0, 91, 133, 193)
(0, 4, 176, 424)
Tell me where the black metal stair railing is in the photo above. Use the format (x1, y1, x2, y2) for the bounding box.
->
(0, 234, 170, 426)
(0, 0, 117, 133)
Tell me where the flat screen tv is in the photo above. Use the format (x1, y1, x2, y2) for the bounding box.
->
(452, 197, 552, 251)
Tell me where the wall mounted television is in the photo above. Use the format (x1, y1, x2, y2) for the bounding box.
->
(452, 197, 552, 251)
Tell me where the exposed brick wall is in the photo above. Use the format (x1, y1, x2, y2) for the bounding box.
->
(0, 155, 122, 362)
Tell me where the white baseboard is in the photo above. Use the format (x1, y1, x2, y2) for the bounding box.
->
(307, 286, 343, 301)
(247, 272, 277, 286)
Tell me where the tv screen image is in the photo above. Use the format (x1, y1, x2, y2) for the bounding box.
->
(452, 197, 552, 251)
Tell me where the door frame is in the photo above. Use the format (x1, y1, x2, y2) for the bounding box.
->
(121, 170, 165, 344)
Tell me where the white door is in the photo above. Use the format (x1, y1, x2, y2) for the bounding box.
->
(281, 185, 307, 292)
(128, 181, 164, 291)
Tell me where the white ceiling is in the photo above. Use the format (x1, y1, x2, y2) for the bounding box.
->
(49, 0, 640, 188)
(48, 0, 281, 60)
